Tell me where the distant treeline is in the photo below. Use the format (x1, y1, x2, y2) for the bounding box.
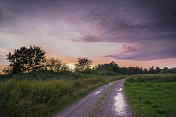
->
(2, 45, 176, 76)
(96, 62, 176, 75)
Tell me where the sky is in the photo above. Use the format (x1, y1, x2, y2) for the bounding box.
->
(0, 0, 176, 69)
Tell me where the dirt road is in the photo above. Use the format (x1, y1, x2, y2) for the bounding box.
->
(54, 79, 132, 117)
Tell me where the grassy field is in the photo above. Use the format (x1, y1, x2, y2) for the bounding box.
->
(0, 75, 124, 117)
(124, 74, 176, 117)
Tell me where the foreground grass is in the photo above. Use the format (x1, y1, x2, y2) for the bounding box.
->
(124, 74, 176, 117)
(0, 75, 124, 117)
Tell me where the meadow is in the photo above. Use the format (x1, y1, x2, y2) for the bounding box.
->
(124, 74, 176, 117)
(0, 75, 124, 117)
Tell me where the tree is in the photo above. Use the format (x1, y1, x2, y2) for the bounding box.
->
(6, 45, 46, 74)
(161, 67, 169, 74)
(7, 46, 29, 74)
(45, 58, 60, 72)
(2, 66, 12, 74)
(45, 58, 69, 73)
(149, 66, 156, 74)
(108, 61, 119, 73)
(75, 57, 93, 72)
(27, 45, 46, 72)
(143, 68, 148, 74)
(156, 67, 161, 73)
(96, 61, 119, 73)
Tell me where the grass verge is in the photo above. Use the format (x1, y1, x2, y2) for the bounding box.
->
(126, 74, 176, 82)
(124, 74, 176, 117)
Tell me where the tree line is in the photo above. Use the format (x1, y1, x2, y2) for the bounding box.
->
(3, 45, 176, 75)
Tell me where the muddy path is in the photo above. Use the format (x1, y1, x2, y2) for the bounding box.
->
(54, 79, 132, 117)
(97, 79, 133, 117)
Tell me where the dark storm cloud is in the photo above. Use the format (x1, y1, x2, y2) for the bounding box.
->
(0, 11, 2, 27)
(82, 0, 176, 42)
(106, 47, 176, 61)
(78, 35, 102, 42)
(0, 0, 176, 61)
(79, 0, 176, 60)
(0, 0, 61, 15)
(0, 9, 1, 20)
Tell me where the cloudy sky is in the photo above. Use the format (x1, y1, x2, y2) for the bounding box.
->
(0, 0, 176, 68)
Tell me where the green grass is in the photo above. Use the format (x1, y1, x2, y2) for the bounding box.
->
(126, 74, 176, 82)
(124, 74, 176, 117)
(0, 75, 125, 117)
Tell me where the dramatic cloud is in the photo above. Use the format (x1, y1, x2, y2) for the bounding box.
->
(0, 9, 1, 21)
(106, 47, 176, 60)
(0, 0, 176, 68)
(78, 0, 176, 60)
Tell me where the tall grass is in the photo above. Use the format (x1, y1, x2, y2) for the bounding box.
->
(0, 71, 121, 81)
(126, 74, 176, 82)
(0, 75, 124, 117)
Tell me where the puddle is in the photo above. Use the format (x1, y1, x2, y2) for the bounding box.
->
(114, 93, 127, 116)
(94, 91, 101, 95)
(116, 88, 122, 91)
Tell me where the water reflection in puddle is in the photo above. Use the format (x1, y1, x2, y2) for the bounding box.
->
(108, 83, 113, 85)
(116, 88, 122, 91)
(114, 93, 126, 116)
(94, 91, 101, 95)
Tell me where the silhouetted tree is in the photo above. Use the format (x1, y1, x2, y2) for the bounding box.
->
(96, 61, 120, 75)
(6, 45, 46, 74)
(156, 67, 161, 73)
(2, 66, 12, 74)
(170, 68, 176, 73)
(137, 67, 143, 74)
(27, 45, 46, 72)
(149, 66, 155, 74)
(97, 61, 119, 72)
(75, 57, 92, 72)
(45, 58, 69, 73)
(143, 68, 148, 74)
(160, 67, 169, 73)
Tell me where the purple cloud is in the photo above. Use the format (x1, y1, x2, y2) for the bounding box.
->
(0, 0, 176, 61)
(106, 47, 176, 61)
